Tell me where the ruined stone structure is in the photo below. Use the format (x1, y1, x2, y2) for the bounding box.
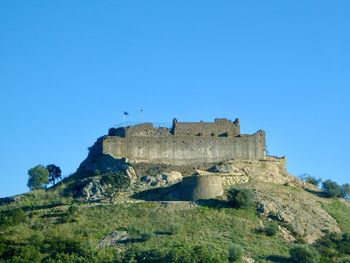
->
(180, 174, 224, 201)
(94, 118, 266, 165)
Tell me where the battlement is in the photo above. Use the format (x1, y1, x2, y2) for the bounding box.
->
(100, 118, 266, 165)
(108, 118, 240, 138)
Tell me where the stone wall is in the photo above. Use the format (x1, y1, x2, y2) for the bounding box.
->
(102, 130, 266, 165)
(173, 118, 240, 137)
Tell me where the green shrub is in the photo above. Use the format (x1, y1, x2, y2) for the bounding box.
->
(227, 188, 255, 208)
(168, 223, 181, 235)
(123, 243, 226, 263)
(228, 244, 243, 262)
(68, 204, 79, 215)
(300, 174, 322, 186)
(322, 180, 341, 198)
(0, 208, 26, 229)
(62, 204, 80, 223)
(338, 256, 350, 263)
(100, 171, 130, 191)
(265, 221, 279, 236)
(337, 233, 350, 254)
(140, 231, 155, 241)
(290, 245, 320, 263)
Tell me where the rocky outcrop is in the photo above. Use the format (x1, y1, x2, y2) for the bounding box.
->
(98, 231, 129, 248)
(77, 176, 107, 201)
(141, 171, 183, 188)
(255, 184, 340, 244)
(206, 157, 306, 188)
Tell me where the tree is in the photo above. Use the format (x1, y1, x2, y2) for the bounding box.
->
(300, 174, 322, 187)
(340, 184, 350, 199)
(322, 180, 342, 198)
(27, 165, 49, 190)
(46, 164, 62, 185)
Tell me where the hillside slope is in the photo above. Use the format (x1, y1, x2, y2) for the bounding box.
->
(1, 158, 349, 262)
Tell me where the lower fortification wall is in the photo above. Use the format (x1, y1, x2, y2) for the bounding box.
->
(102, 131, 266, 165)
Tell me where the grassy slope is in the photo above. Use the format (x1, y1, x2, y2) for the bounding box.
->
(322, 199, 350, 233)
(0, 186, 293, 262)
(1, 182, 350, 262)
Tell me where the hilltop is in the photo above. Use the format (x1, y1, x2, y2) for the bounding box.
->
(1, 119, 350, 262)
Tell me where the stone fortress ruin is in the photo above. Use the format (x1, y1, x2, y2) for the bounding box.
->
(82, 117, 288, 201)
(103, 118, 266, 165)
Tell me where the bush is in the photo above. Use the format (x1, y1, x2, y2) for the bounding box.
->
(123, 243, 226, 263)
(100, 171, 130, 191)
(265, 221, 279, 236)
(337, 233, 350, 254)
(0, 208, 26, 229)
(139, 231, 155, 242)
(228, 244, 243, 262)
(322, 180, 342, 198)
(62, 204, 80, 223)
(290, 245, 321, 263)
(227, 188, 255, 208)
(300, 174, 322, 186)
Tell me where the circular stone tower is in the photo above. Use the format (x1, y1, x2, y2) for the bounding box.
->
(180, 174, 224, 201)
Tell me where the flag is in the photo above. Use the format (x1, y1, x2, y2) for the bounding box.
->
(124, 111, 129, 116)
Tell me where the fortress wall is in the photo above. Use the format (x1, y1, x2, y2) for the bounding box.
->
(174, 120, 240, 137)
(102, 130, 265, 165)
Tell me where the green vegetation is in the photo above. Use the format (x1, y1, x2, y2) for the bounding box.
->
(322, 200, 350, 233)
(322, 180, 350, 198)
(27, 164, 62, 191)
(0, 186, 295, 262)
(100, 171, 130, 191)
(27, 165, 49, 190)
(228, 244, 243, 262)
(290, 245, 320, 263)
(299, 174, 322, 186)
(4, 166, 350, 262)
(265, 221, 279, 237)
(47, 164, 62, 185)
(227, 188, 255, 208)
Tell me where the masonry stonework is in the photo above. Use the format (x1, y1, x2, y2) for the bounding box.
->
(97, 118, 266, 165)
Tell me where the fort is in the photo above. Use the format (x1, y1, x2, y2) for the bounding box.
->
(94, 117, 266, 165)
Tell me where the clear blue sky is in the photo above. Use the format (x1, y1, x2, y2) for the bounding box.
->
(0, 1, 349, 197)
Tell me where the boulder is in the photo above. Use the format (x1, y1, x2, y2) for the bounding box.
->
(98, 231, 129, 248)
(141, 171, 182, 188)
